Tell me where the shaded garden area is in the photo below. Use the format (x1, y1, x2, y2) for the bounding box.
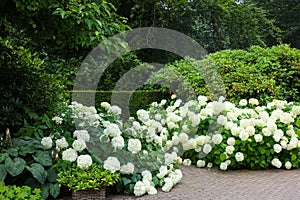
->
(0, 0, 300, 199)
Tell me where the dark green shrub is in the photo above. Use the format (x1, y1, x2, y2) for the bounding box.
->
(0, 37, 65, 134)
(150, 44, 300, 104)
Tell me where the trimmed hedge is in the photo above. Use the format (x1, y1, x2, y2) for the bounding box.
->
(150, 44, 300, 104)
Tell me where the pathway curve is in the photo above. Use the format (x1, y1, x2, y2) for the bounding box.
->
(107, 165, 300, 200)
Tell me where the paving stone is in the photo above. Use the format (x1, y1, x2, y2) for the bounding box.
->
(107, 165, 300, 200)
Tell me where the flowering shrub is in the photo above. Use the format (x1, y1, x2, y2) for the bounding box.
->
(42, 95, 300, 197)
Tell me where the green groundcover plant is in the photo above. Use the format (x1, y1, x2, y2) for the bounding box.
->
(57, 163, 119, 192)
(0, 182, 43, 200)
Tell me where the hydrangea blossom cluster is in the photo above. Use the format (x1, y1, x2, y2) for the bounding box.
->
(42, 96, 300, 197)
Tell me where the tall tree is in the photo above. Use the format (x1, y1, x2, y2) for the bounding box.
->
(112, 0, 281, 53)
(248, 0, 300, 49)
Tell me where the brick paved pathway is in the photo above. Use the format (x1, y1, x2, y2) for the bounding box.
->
(107, 165, 300, 200)
(56, 165, 300, 200)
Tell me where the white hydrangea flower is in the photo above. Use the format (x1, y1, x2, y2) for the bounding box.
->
(189, 112, 201, 127)
(176, 157, 183, 164)
(133, 181, 146, 196)
(164, 152, 177, 165)
(108, 105, 122, 116)
(73, 130, 90, 142)
(285, 161, 292, 170)
(217, 115, 227, 125)
(169, 169, 182, 185)
(196, 160, 206, 168)
(120, 162, 135, 175)
(72, 139, 87, 152)
(254, 134, 263, 143)
(142, 170, 152, 181)
(220, 162, 228, 170)
(239, 131, 249, 141)
(172, 135, 180, 145)
(157, 166, 168, 179)
(77, 155, 92, 168)
(195, 135, 206, 146)
(212, 134, 223, 144)
(103, 157, 120, 173)
(162, 177, 173, 192)
(167, 121, 178, 129)
(56, 137, 69, 149)
(41, 137, 53, 149)
(239, 99, 247, 106)
(171, 94, 177, 99)
(137, 109, 150, 122)
(100, 102, 111, 110)
(262, 128, 272, 137)
(287, 137, 298, 150)
(148, 186, 157, 195)
(207, 162, 213, 168)
(245, 126, 255, 136)
(103, 123, 122, 137)
(62, 148, 78, 162)
(111, 136, 125, 150)
(160, 99, 167, 105)
(226, 145, 235, 154)
(280, 140, 287, 149)
(286, 129, 295, 137)
(52, 116, 63, 124)
(225, 159, 231, 166)
(227, 137, 235, 146)
(273, 144, 282, 153)
(271, 158, 282, 168)
(249, 98, 259, 105)
(154, 114, 162, 121)
(182, 139, 197, 151)
(225, 121, 237, 130)
(128, 139, 142, 154)
(203, 144, 212, 154)
(280, 113, 294, 124)
(174, 99, 182, 108)
(182, 159, 192, 166)
(273, 130, 283, 142)
(199, 108, 213, 120)
(267, 102, 276, 110)
(235, 152, 244, 162)
(198, 95, 208, 102)
(179, 133, 189, 144)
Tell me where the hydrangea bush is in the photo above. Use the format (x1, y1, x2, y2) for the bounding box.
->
(42, 95, 300, 197)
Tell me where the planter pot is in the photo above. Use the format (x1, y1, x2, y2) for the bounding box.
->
(72, 188, 106, 200)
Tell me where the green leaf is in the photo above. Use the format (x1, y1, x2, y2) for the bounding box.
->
(46, 168, 57, 183)
(5, 157, 26, 176)
(122, 177, 131, 186)
(152, 176, 159, 186)
(49, 183, 60, 198)
(220, 153, 227, 161)
(40, 183, 49, 199)
(296, 120, 300, 128)
(33, 151, 53, 166)
(0, 164, 7, 182)
(0, 153, 8, 163)
(7, 148, 19, 157)
(291, 154, 297, 161)
(26, 163, 47, 184)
